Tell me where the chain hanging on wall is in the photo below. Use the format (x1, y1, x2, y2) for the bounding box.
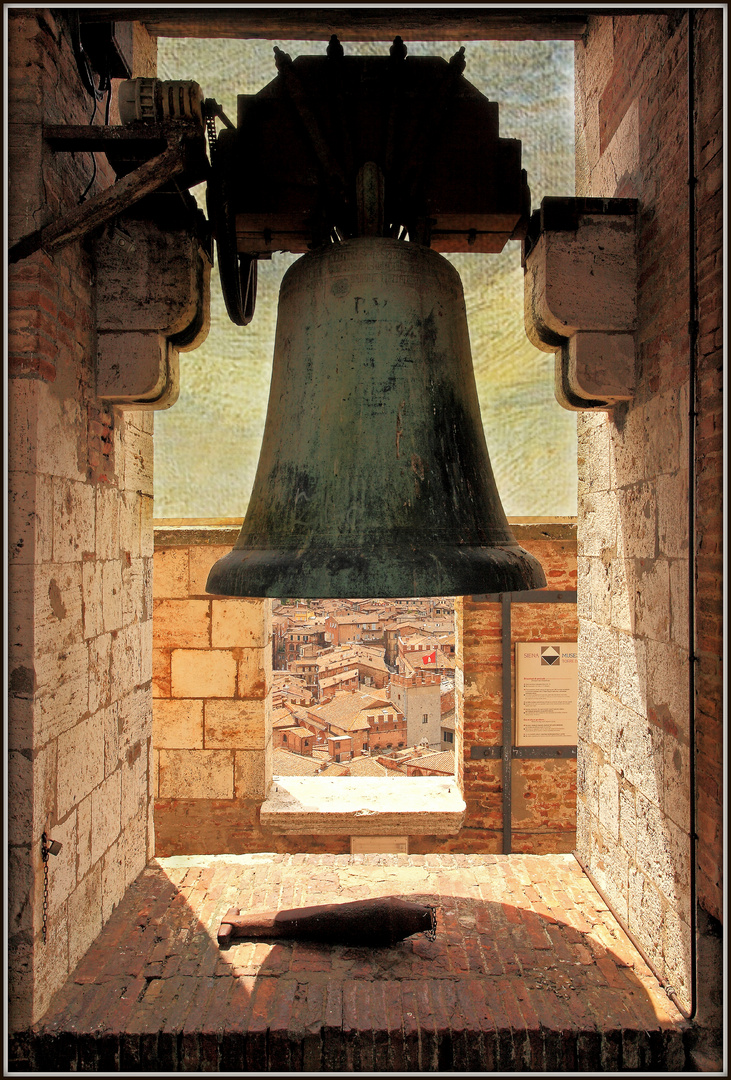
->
(40, 833, 63, 945)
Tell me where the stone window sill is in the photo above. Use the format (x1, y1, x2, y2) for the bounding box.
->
(260, 776, 465, 836)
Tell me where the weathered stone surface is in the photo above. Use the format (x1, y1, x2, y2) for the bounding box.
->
(45, 811, 78, 916)
(56, 715, 105, 819)
(645, 639, 689, 737)
(101, 836, 125, 922)
(76, 793, 93, 883)
(34, 562, 84, 658)
(615, 483, 657, 560)
(152, 598, 211, 648)
(158, 749, 234, 799)
(123, 804, 148, 888)
(609, 556, 633, 632)
(611, 701, 663, 808)
(632, 557, 670, 641)
(598, 763, 619, 841)
(30, 905, 71, 1025)
(88, 633, 112, 715)
(152, 647, 171, 698)
(7, 470, 53, 565)
(616, 631, 646, 715)
(187, 543, 232, 596)
(628, 866, 664, 973)
(34, 385, 86, 483)
(578, 620, 618, 695)
(82, 561, 104, 640)
(8, 846, 35, 936)
(170, 648, 237, 699)
(117, 685, 151, 751)
(8, 751, 33, 847)
(233, 749, 267, 800)
(657, 470, 690, 559)
(211, 598, 270, 649)
(121, 740, 148, 827)
(67, 864, 102, 972)
(52, 478, 95, 563)
(153, 548, 189, 599)
(577, 417, 611, 495)
(95, 485, 120, 562)
(235, 645, 270, 699)
(663, 736, 690, 831)
(119, 490, 143, 559)
(111, 623, 145, 694)
(119, 420, 154, 495)
(102, 560, 124, 633)
(121, 556, 149, 626)
(577, 489, 618, 556)
(205, 699, 265, 749)
(91, 770, 122, 865)
(153, 698, 204, 749)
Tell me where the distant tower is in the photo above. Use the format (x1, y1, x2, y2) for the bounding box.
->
(389, 671, 441, 748)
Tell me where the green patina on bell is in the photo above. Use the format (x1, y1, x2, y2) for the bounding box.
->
(206, 236, 545, 598)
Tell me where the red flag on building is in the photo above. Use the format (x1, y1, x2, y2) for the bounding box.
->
(423, 651, 436, 664)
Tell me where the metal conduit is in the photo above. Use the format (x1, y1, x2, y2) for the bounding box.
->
(685, 6, 699, 1023)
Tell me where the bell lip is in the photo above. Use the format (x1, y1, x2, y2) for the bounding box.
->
(205, 543, 546, 599)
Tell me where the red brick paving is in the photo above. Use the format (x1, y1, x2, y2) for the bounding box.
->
(16, 853, 689, 1071)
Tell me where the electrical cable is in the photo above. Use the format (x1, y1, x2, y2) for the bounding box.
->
(78, 64, 112, 204)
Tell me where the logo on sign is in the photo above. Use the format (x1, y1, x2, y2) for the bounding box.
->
(541, 646, 561, 666)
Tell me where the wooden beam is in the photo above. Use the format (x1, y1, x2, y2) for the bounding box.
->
(77, 8, 589, 41)
(9, 139, 187, 264)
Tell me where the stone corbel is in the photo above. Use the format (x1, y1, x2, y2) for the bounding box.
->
(523, 197, 638, 411)
(94, 211, 211, 409)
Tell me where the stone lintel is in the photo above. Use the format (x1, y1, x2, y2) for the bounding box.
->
(260, 776, 466, 836)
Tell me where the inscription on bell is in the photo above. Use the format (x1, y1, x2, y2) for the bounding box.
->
(206, 236, 546, 598)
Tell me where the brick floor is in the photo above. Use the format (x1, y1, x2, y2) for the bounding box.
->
(13, 853, 690, 1071)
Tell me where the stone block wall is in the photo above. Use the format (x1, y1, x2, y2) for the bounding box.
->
(151, 527, 273, 813)
(7, 10, 157, 1029)
(152, 520, 576, 856)
(574, 10, 723, 1015)
(460, 523, 578, 853)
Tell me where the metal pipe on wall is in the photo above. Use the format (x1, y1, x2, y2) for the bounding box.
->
(685, 6, 699, 1024)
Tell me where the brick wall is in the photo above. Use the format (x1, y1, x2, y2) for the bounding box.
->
(460, 524, 578, 854)
(7, 10, 157, 1029)
(152, 521, 576, 857)
(574, 10, 723, 1015)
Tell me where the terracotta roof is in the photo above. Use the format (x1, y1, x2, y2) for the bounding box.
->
(319, 668, 360, 689)
(273, 749, 320, 776)
(282, 726, 316, 739)
(317, 762, 349, 776)
(347, 756, 388, 777)
(272, 711, 300, 729)
(408, 750, 455, 775)
(308, 689, 394, 731)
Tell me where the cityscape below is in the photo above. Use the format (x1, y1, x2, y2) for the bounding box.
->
(271, 597, 456, 779)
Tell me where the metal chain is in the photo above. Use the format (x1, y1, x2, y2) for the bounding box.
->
(425, 905, 438, 942)
(41, 833, 49, 945)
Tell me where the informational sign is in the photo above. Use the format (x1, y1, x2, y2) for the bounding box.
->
(515, 642, 578, 746)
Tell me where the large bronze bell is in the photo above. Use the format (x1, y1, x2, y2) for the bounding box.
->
(206, 236, 545, 598)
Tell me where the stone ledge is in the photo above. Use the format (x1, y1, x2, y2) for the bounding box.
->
(260, 776, 466, 836)
(154, 518, 243, 548)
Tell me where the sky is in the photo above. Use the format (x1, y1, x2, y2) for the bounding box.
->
(154, 36, 577, 520)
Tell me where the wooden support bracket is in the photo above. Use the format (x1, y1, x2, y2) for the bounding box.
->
(9, 131, 190, 264)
